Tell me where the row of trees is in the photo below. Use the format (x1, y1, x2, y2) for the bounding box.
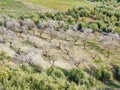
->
(0, 16, 119, 68)
(1, 14, 120, 58)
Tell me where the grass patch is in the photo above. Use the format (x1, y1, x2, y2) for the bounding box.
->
(22, 0, 95, 11)
(74, 43, 82, 46)
(87, 41, 101, 51)
(94, 59, 103, 64)
(0, 0, 38, 17)
(0, 0, 31, 11)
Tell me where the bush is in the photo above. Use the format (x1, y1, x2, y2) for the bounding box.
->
(47, 66, 65, 79)
(67, 17, 75, 24)
(78, 22, 86, 30)
(115, 27, 120, 35)
(0, 66, 12, 83)
(0, 21, 3, 26)
(88, 23, 98, 32)
(0, 51, 11, 61)
(68, 68, 86, 84)
(93, 67, 112, 81)
(114, 65, 120, 81)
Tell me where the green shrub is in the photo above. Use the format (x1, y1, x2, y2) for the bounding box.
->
(68, 68, 86, 84)
(0, 67, 12, 83)
(67, 17, 75, 24)
(93, 68, 102, 80)
(47, 66, 65, 79)
(0, 51, 11, 61)
(93, 67, 112, 81)
(115, 27, 120, 35)
(88, 76, 97, 87)
(88, 23, 98, 32)
(114, 65, 120, 81)
(0, 21, 3, 26)
(20, 63, 35, 73)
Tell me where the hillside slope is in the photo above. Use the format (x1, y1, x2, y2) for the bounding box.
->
(0, 14, 120, 89)
(21, 0, 96, 11)
(0, 0, 54, 17)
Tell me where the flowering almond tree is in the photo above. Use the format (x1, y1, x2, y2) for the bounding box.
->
(80, 28, 92, 49)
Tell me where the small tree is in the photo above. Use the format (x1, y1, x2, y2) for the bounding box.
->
(5, 30, 17, 48)
(5, 18, 20, 31)
(16, 48, 21, 55)
(37, 29, 45, 38)
(46, 55, 56, 66)
(68, 29, 80, 44)
(40, 43, 53, 56)
(69, 55, 87, 68)
(69, 56, 80, 68)
(47, 28, 57, 42)
(22, 19, 35, 33)
(0, 26, 6, 42)
(61, 42, 73, 55)
(101, 36, 113, 57)
(21, 25, 29, 35)
(80, 28, 92, 49)
(98, 33, 119, 57)
(32, 27, 37, 35)
(57, 30, 69, 41)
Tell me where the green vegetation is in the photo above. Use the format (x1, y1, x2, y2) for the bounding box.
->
(114, 66, 120, 81)
(0, 0, 37, 17)
(0, 0, 29, 11)
(22, 0, 95, 11)
(0, 57, 120, 89)
(0, 0, 120, 89)
(0, 51, 11, 61)
(93, 67, 112, 81)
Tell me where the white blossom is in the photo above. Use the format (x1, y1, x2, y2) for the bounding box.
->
(22, 19, 35, 30)
(5, 18, 20, 31)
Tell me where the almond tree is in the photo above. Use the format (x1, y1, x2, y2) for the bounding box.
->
(21, 25, 29, 35)
(40, 43, 53, 56)
(57, 40, 63, 49)
(69, 55, 87, 68)
(37, 29, 45, 38)
(47, 20, 59, 29)
(5, 30, 17, 48)
(80, 28, 92, 49)
(22, 19, 35, 33)
(69, 56, 81, 67)
(61, 42, 73, 55)
(5, 18, 20, 31)
(69, 24, 78, 31)
(58, 21, 66, 28)
(37, 21, 48, 29)
(13, 49, 37, 65)
(98, 33, 119, 57)
(46, 55, 56, 66)
(47, 28, 57, 42)
(0, 26, 6, 41)
(37, 21, 48, 37)
(68, 29, 80, 44)
(57, 30, 69, 41)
